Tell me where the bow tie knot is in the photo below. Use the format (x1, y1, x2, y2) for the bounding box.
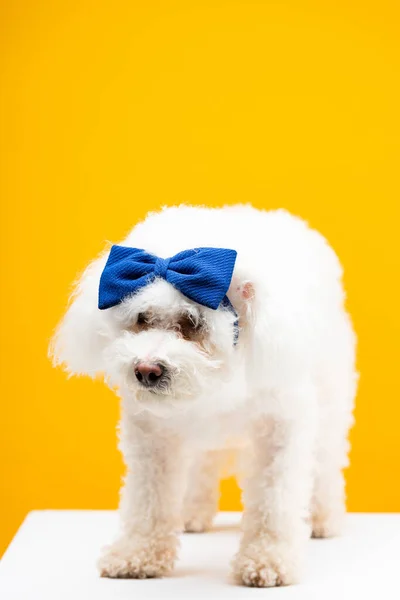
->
(154, 256, 171, 279)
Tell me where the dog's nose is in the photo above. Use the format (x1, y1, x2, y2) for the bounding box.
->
(134, 362, 164, 387)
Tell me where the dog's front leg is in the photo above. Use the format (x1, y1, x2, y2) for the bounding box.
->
(98, 416, 188, 579)
(233, 385, 317, 587)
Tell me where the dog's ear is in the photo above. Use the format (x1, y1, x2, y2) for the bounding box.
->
(49, 253, 112, 377)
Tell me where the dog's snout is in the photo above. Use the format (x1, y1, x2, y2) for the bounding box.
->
(135, 362, 164, 387)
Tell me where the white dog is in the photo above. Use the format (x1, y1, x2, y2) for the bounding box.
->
(50, 204, 357, 587)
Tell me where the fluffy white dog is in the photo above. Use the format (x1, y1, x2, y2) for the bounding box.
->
(50, 204, 357, 587)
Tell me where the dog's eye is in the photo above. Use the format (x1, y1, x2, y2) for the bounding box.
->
(178, 314, 202, 340)
(182, 315, 197, 329)
(137, 313, 147, 325)
(187, 316, 198, 329)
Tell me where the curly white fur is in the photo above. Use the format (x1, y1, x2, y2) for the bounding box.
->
(50, 204, 357, 587)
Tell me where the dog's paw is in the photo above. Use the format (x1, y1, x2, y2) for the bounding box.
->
(232, 541, 302, 587)
(97, 535, 178, 579)
(184, 515, 213, 533)
(312, 513, 343, 538)
(183, 503, 216, 533)
(311, 504, 345, 538)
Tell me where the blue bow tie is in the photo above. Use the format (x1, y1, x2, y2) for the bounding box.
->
(98, 245, 238, 312)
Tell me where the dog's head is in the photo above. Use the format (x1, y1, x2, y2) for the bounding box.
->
(50, 252, 253, 416)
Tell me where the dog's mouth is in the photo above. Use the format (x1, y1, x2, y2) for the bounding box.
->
(137, 382, 171, 396)
(135, 370, 174, 396)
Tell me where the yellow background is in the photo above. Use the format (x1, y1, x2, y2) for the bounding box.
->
(1, 0, 400, 557)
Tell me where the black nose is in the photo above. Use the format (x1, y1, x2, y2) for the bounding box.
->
(134, 362, 164, 387)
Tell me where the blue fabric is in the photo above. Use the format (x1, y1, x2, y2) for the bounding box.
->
(98, 245, 238, 311)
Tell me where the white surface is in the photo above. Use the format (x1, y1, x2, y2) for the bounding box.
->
(0, 511, 399, 599)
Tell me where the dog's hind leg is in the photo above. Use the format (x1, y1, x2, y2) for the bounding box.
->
(311, 374, 357, 538)
(183, 449, 223, 533)
(311, 411, 354, 538)
(311, 457, 347, 538)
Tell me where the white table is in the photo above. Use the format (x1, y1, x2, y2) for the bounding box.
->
(0, 511, 399, 599)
